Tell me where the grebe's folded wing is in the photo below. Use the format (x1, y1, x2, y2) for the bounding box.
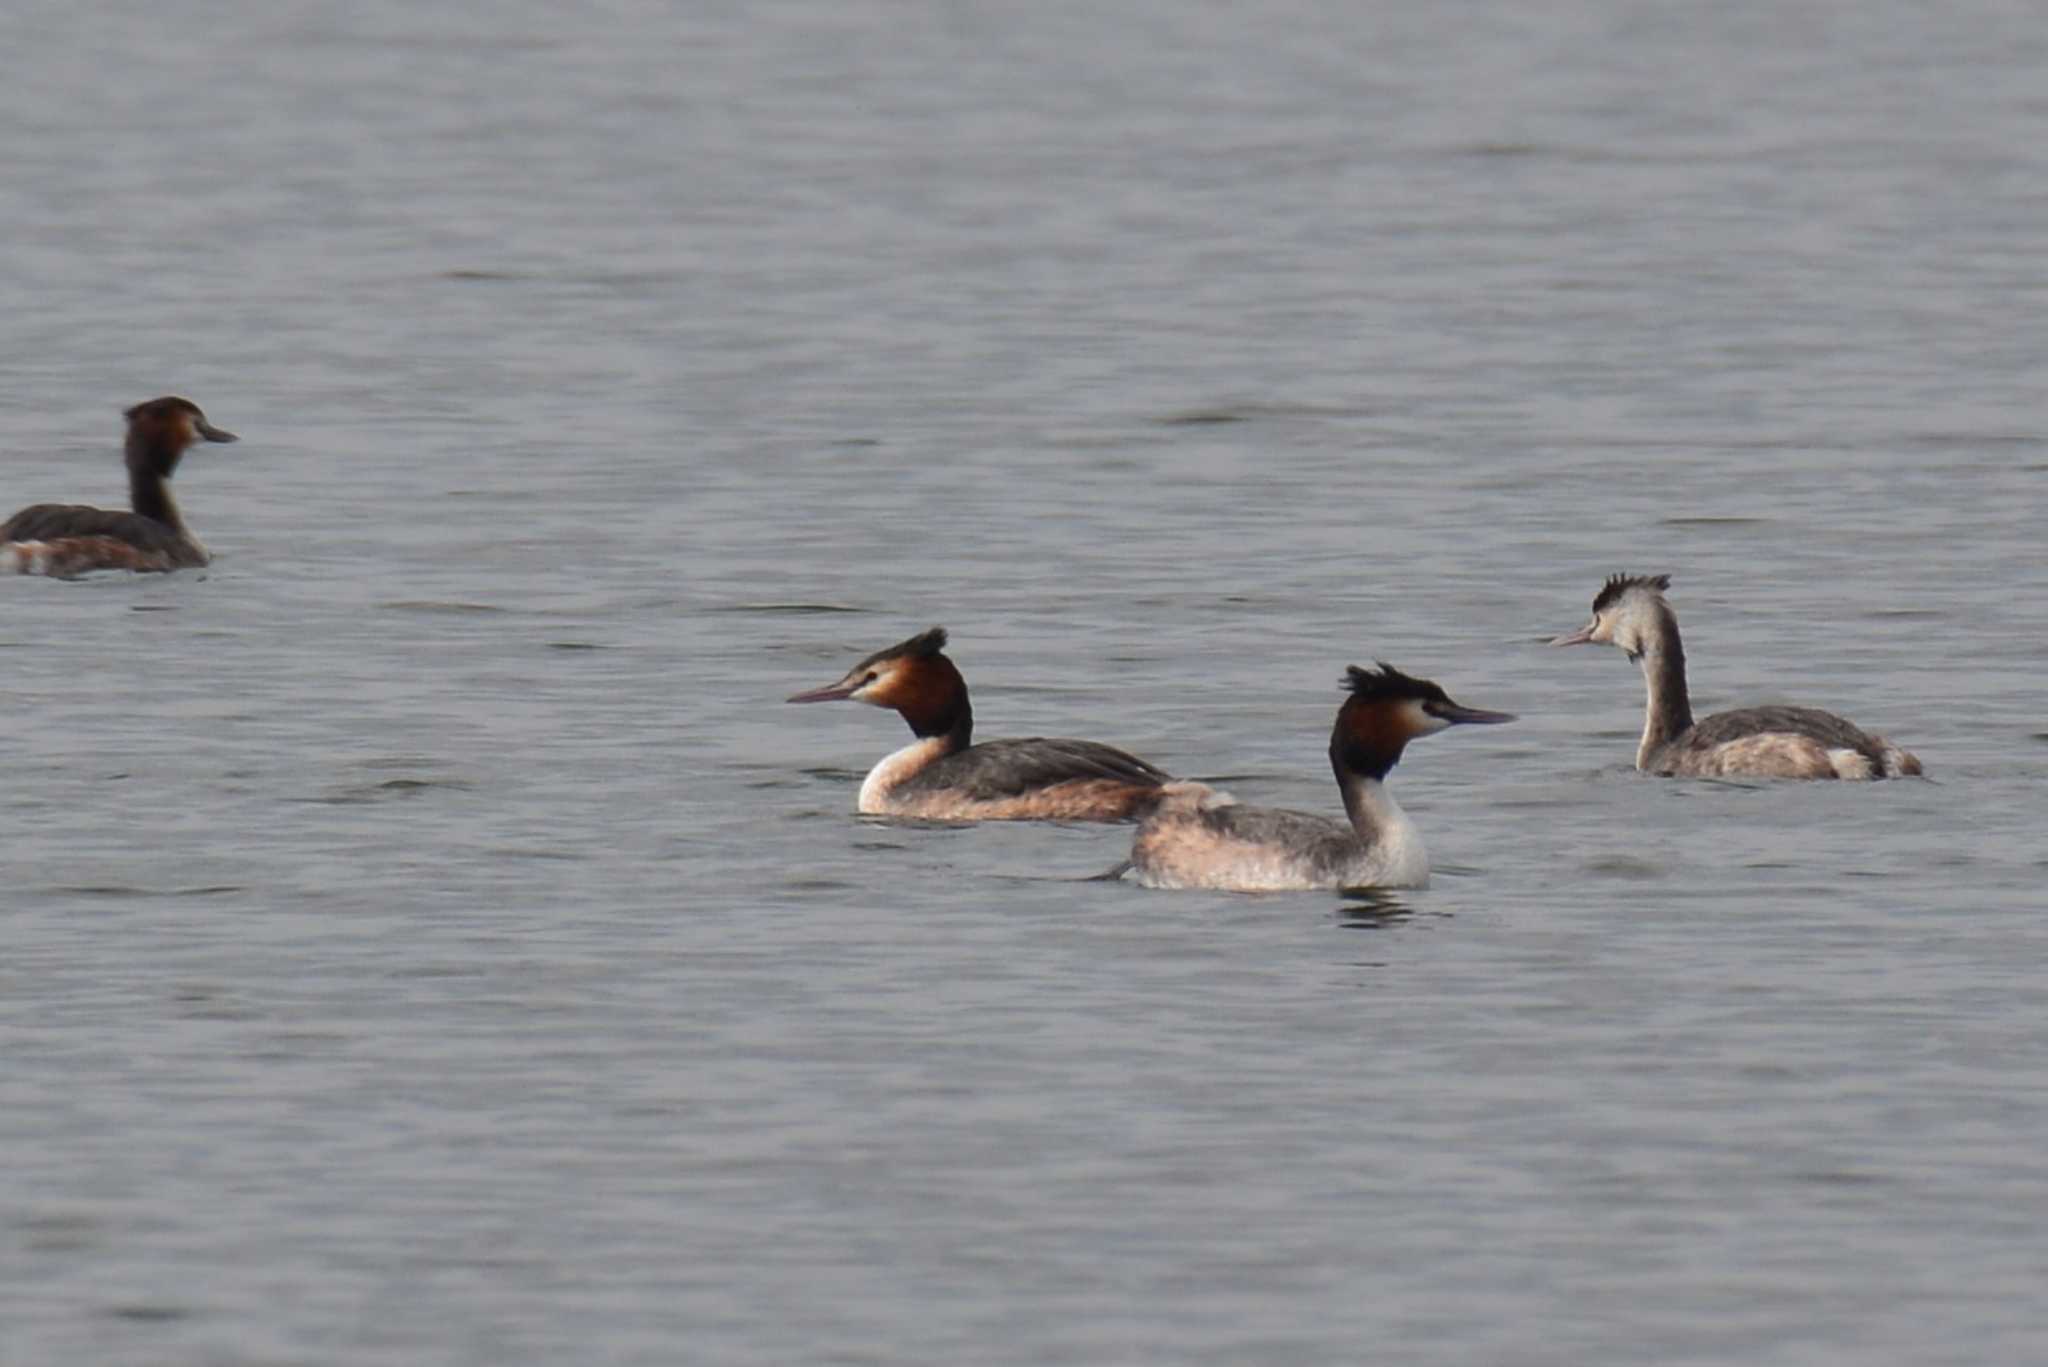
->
(0, 504, 183, 552)
(1132, 799, 1363, 890)
(2, 504, 91, 540)
(1182, 802, 1350, 848)
(1679, 705, 1887, 758)
(918, 737, 1170, 800)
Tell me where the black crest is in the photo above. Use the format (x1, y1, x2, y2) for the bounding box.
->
(858, 625, 949, 670)
(1341, 662, 1448, 705)
(1592, 573, 1672, 613)
(124, 396, 205, 424)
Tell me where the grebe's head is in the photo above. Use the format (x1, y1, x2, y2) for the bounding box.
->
(787, 626, 970, 739)
(124, 397, 237, 476)
(1551, 573, 1672, 661)
(1331, 662, 1515, 778)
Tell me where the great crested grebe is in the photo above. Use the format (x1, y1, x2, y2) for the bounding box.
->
(787, 626, 1177, 821)
(1551, 573, 1923, 780)
(1124, 663, 1515, 892)
(2, 397, 238, 577)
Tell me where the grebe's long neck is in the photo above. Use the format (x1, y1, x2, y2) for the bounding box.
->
(1338, 770, 1410, 845)
(899, 660, 973, 756)
(1329, 718, 1412, 846)
(127, 444, 185, 533)
(1636, 605, 1693, 768)
(936, 701, 972, 755)
(1337, 769, 1428, 885)
(860, 670, 972, 814)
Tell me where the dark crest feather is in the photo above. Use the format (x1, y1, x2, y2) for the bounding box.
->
(124, 396, 205, 423)
(858, 625, 949, 670)
(1341, 662, 1448, 704)
(1592, 572, 1672, 613)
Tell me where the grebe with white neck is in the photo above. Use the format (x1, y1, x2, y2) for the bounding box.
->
(1551, 573, 1923, 780)
(1124, 663, 1515, 892)
(787, 627, 1177, 821)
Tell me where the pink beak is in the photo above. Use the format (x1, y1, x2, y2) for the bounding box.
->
(1433, 702, 1517, 725)
(786, 681, 859, 704)
(1549, 624, 1597, 647)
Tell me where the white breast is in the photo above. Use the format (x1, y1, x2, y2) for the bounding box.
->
(1339, 780, 1430, 889)
(857, 737, 949, 814)
(1355, 818, 1429, 889)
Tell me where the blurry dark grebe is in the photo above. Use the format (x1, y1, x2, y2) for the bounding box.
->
(2, 397, 239, 577)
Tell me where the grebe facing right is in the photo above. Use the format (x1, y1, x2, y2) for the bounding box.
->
(2, 397, 238, 577)
(1126, 663, 1515, 892)
(1551, 573, 1923, 780)
(787, 626, 1177, 821)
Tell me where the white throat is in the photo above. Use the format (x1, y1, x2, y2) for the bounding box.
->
(858, 735, 949, 813)
(174, 496, 207, 559)
(1343, 775, 1429, 888)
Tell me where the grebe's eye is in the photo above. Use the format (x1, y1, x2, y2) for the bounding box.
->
(862, 672, 878, 686)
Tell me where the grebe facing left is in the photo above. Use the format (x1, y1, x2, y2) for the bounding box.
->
(1551, 573, 1923, 780)
(2, 397, 238, 577)
(787, 626, 1176, 822)
(1126, 663, 1515, 892)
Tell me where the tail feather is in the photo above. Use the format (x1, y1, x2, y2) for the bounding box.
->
(3, 537, 174, 577)
(1879, 742, 1923, 778)
(1833, 736, 1924, 780)
(1827, 748, 1876, 781)
(1151, 780, 1236, 813)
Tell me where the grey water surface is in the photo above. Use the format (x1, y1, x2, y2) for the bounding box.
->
(4, 3, 2045, 1364)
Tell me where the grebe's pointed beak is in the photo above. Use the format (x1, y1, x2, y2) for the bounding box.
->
(1433, 702, 1516, 726)
(787, 680, 859, 704)
(196, 419, 238, 443)
(1549, 624, 1596, 647)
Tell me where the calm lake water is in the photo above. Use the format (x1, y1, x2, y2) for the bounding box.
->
(4, 3, 2045, 1363)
